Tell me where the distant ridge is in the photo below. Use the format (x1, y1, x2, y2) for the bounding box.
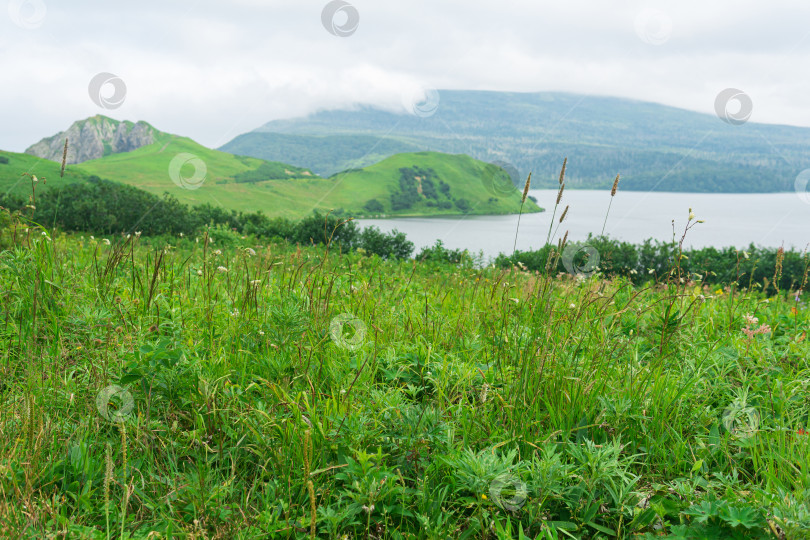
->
(220, 90, 810, 193)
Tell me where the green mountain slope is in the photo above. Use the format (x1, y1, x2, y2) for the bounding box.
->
(219, 132, 425, 176)
(4, 127, 538, 219)
(0, 150, 94, 200)
(219, 90, 810, 192)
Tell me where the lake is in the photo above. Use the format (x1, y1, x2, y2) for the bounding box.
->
(358, 190, 810, 261)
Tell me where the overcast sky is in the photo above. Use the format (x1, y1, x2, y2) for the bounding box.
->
(2, 0, 810, 152)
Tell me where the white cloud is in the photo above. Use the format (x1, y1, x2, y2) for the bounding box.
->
(1, 0, 810, 151)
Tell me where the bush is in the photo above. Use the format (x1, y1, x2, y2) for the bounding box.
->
(364, 199, 384, 213)
(495, 234, 810, 289)
(454, 198, 471, 212)
(417, 239, 471, 265)
(356, 226, 414, 259)
(0, 155, 9, 165)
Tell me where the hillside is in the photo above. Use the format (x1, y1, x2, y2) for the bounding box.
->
(3, 123, 538, 218)
(220, 90, 810, 192)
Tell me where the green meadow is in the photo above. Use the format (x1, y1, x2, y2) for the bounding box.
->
(0, 203, 808, 538)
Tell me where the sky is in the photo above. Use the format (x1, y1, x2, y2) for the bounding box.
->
(2, 0, 810, 152)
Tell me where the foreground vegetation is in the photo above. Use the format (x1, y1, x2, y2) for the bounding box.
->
(1, 205, 809, 539)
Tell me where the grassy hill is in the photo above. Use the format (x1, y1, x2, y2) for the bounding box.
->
(220, 90, 810, 192)
(3, 132, 539, 219)
(319, 151, 541, 217)
(0, 150, 94, 200)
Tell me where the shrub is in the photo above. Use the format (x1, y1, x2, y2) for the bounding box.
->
(417, 239, 471, 265)
(364, 199, 384, 213)
(356, 226, 414, 259)
(454, 198, 471, 212)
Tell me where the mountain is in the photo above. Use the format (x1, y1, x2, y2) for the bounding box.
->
(26, 115, 158, 164)
(2, 119, 537, 219)
(219, 90, 810, 192)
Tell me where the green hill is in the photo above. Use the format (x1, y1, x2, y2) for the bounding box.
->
(3, 126, 539, 219)
(220, 90, 810, 192)
(0, 150, 94, 200)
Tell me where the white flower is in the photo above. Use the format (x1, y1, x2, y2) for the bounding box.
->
(688, 208, 695, 220)
(103, 239, 111, 245)
(32, 176, 38, 183)
(135, 231, 142, 237)
(258, 330, 265, 336)
(179, 233, 184, 237)
(245, 248, 256, 257)
(569, 303, 576, 308)
(213, 250, 222, 256)
(216, 266, 228, 273)
(250, 279, 261, 286)
(197, 270, 203, 276)
(41, 231, 47, 236)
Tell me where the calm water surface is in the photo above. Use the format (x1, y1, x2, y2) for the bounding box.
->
(358, 190, 810, 261)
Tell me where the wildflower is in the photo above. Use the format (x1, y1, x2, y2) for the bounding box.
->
(245, 248, 256, 257)
(179, 232, 184, 237)
(41, 231, 47, 236)
(648, 269, 655, 275)
(135, 231, 141, 237)
(103, 239, 111, 245)
(743, 314, 759, 326)
(688, 208, 695, 220)
(569, 303, 576, 308)
(32, 176, 38, 183)
(213, 249, 222, 256)
(743, 251, 750, 259)
(197, 270, 203, 276)
(217, 266, 228, 273)
(798, 428, 808, 436)
(250, 279, 261, 286)
(629, 269, 638, 275)
(481, 494, 488, 500)
(258, 330, 265, 336)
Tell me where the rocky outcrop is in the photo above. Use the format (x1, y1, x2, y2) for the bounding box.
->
(25, 115, 157, 164)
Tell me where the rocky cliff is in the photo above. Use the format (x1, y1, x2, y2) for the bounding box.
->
(25, 115, 157, 164)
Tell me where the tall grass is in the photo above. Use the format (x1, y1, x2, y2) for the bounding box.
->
(0, 179, 808, 539)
